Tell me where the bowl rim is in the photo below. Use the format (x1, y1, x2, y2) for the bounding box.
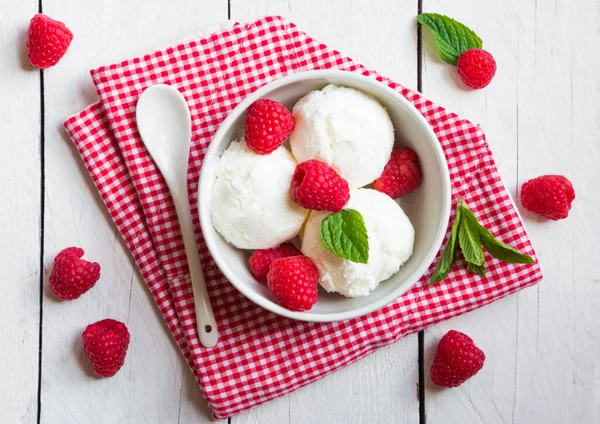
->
(198, 69, 451, 322)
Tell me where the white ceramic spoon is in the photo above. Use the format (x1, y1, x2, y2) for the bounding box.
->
(136, 84, 218, 348)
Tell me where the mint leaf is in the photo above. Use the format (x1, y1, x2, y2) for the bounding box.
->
(430, 207, 462, 284)
(429, 198, 536, 288)
(417, 13, 483, 66)
(467, 261, 486, 277)
(320, 209, 369, 264)
(478, 225, 535, 264)
(457, 204, 485, 266)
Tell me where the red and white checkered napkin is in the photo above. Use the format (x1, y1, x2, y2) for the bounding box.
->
(64, 16, 542, 419)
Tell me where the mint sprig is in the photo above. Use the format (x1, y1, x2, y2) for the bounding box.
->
(430, 207, 462, 283)
(479, 225, 535, 264)
(430, 199, 534, 285)
(417, 13, 482, 66)
(458, 209, 485, 266)
(467, 261, 486, 278)
(320, 209, 369, 264)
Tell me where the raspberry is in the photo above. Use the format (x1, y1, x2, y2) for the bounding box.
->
(521, 175, 575, 220)
(456, 49, 497, 89)
(82, 319, 130, 377)
(49, 247, 101, 300)
(26, 14, 73, 69)
(373, 147, 421, 199)
(291, 160, 350, 212)
(430, 330, 485, 388)
(267, 256, 319, 311)
(248, 243, 302, 283)
(244, 99, 294, 154)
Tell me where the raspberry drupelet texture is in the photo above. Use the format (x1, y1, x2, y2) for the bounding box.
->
(430, 330, 485, 388)
(248, 243, 302, 283)
(267, 256, 319, 311)
(82, 319, 130, 377)
(244, 99, 295, 155)
(456, 49, 497, 89)
(291, 159, 350, 212)
(520, 175, 575, 220)
(373, 147, 421, 199)
(27, 14, 73, 69)
(49, 247, 101, 300)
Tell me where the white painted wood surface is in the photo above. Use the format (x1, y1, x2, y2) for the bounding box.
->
(42, 1, 226, 423)
(420, 1, 524, 423)
(422, 1, 600, 423)
(0, 0, 598, 423)
(0, 1, 41, 423)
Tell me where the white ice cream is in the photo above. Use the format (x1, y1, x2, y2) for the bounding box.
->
(301, 189, 414, 297)
(290, 85, 395, 188)
(211, 140, 308, 249)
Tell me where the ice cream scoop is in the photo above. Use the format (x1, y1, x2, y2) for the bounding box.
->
(211, 140, 308, 249)
(290, 84, 394, 188)
(301, 188, 414, 297)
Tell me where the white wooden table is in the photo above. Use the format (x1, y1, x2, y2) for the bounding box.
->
(2, 0, 598, 422)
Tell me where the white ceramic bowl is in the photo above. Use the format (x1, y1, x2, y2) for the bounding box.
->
(198, 70, 450, 322)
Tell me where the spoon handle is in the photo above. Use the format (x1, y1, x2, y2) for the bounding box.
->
(173, 184, 219, 348)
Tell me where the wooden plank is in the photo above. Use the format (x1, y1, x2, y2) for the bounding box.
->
(567, 1, 600, 419)
(0, 2, 41, 423)
(420, 0, 522, 422)
(230, 1, 420, 423)
(513, 0, 600, 422)
(42, 1, 227, 422)
(422, 0, 599, 422)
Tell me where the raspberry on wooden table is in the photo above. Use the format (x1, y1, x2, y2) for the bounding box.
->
(26, 14, 73, 69)
(82, 319, 130, 378)
(49, 247, 101, 300)
(520, 175, 575, 220)
(430, 330, 485, 388)
(291, 159, 350, 212)
(244, 99, 295, 154)
(373, 147, 421, 199)
(248, 242, 302, 283)
(456, 49, 497, 89)
(267, 256, 319, 312)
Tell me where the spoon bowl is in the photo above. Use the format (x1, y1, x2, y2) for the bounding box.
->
(136, 85, 192, 189)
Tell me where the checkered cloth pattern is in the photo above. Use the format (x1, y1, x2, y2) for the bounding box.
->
(63, 16, 542, 420)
